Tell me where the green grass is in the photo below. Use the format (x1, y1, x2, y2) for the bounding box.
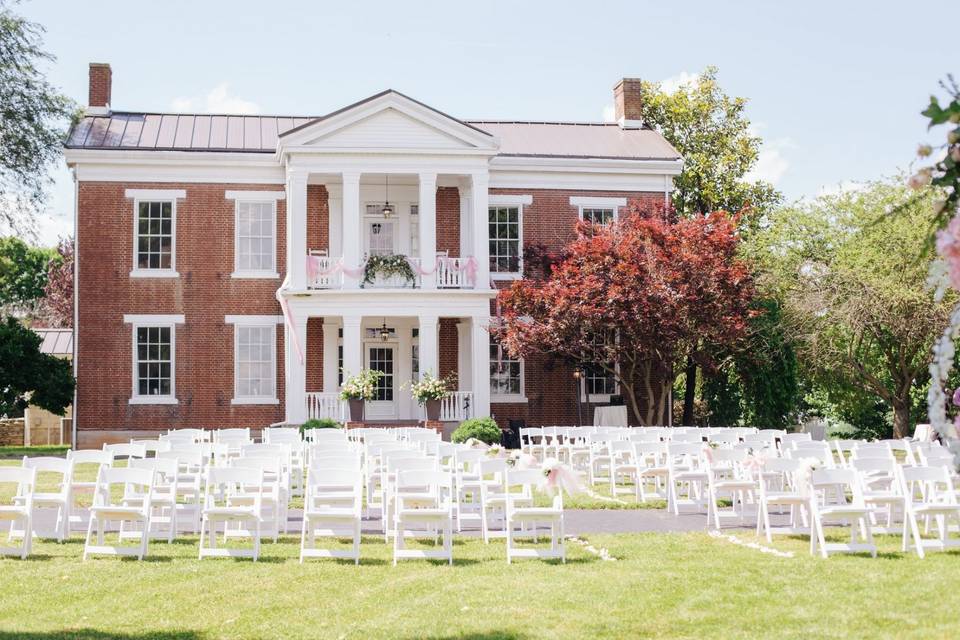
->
(0, 445, 69, 460)
(0, 531, 957, 639)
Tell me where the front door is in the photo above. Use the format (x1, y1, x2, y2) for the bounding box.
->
(366, 220, 397, 257)
(365, 345, 397, 420)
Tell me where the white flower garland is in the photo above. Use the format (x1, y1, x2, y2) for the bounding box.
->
(566, 536, 617, 561)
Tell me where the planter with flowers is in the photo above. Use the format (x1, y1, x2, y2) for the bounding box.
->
(408, 371, 454, 421)
(339, 369, 383, 422)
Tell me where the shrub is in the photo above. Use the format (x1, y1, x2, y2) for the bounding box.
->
(300, 417, 342, 437)
(451, 417, 501, 445)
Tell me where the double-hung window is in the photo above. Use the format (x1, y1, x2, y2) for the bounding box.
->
(226, 316, 281, 404)
(124, 314, 184, 404)
(488, 195, 531, 278)
(229, 191, 283, 278)
(582, 331, 619, 401)
(127, 189, 184, 278)
(571, 196, 627, 227)
(490, 334, 525, 401)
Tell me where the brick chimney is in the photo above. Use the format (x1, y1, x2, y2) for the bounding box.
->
(88, 63, 112, 114)
(613, 78, 643, 129)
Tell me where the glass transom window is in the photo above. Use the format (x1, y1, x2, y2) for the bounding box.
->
(235, 326, 276, 400)
(488, 206, 521, 273)
(236, 201, 276, 273)
(136, 202, 173, 270)
(135, 326, 172, 397)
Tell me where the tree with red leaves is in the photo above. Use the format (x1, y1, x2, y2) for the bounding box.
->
(494, 204, 756, 425)
(40, 237, 72, 328)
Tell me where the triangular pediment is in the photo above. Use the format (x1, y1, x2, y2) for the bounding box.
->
(278, 90, 498, 154)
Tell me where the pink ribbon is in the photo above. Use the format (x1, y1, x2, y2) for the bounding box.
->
(275, 289, 304, 365)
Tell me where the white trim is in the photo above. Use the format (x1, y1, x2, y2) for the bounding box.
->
(124, 188, 186, 200)
(130, 268, 179, 278)
(123, 314, 185, 324)
(231, 323, 279, 405)
(569, 196, 627, 208)
(489, 335, 525, 403)
(225, 190, 285, 201)
(489, 194, 532, 206)
(232, 198, 278, 279)
(491, 394, 528, 404)
(225, 315, 285, 325)
(490, 156, 683, 174)
(125, 317, 181, 405)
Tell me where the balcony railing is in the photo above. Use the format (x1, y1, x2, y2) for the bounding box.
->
(305, 392, 345, 421)
(439, 391, 473, 422)
(306, 255, 477, 290)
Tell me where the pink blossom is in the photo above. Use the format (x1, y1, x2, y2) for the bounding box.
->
(935, 215, 960, 291)
(952, 387, 960, 407)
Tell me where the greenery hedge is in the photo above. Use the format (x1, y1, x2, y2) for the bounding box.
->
(299, 417, 342, 437)
(450, 417, 501, 445)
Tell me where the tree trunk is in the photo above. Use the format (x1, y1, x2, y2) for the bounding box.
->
(892, 398, 911, 439)
(681, 355, 696, 426)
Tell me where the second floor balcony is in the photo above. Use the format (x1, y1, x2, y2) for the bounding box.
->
(306, 253, 480, 290)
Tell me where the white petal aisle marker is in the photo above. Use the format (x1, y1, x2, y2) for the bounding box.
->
(707, 529, 795, 559)
(566, 536, 618, 561)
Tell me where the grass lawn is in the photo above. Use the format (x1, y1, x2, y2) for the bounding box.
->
(0, 530, 957, 639)
(0, 445, 69, 460)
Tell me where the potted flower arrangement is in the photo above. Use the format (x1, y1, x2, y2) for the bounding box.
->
(339, 369, 383, 422)
(408, 371, 452, 421)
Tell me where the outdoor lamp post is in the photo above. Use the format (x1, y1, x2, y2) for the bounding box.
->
(572, 367, 584, 427)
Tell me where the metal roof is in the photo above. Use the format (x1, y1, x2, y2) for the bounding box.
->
(34, 328, 73, 357)
(66, 98, 681, 161)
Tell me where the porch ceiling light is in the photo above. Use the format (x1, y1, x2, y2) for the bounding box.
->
(381, 175, 394, 218)
(379, 319, 390, 342)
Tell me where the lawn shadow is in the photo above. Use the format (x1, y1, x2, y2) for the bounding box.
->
(404, 633, 528, 640)
(0, 631, 203, 640)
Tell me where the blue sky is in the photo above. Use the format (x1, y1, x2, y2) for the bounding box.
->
(21, 0, 959, 244)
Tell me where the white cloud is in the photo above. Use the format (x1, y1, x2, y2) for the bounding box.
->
(659, 71, 698, 95)
(745, 137, 793, 186)
(34, 212, 73, 246)
(170, 83, 261, 114)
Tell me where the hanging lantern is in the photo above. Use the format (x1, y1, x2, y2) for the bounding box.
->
(381, 175, 394, 218)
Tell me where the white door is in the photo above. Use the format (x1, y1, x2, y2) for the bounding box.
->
(365, 344, 397, 420)
(366, 220, 397, 257)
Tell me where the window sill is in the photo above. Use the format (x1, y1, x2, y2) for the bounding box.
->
(582, 394, 614, 404)
(130, 269, 180, 279)
(231, 271, 280, 280)
(490, 273, 522, 282)
(129, 396, 178, 405)
(231, 398, 280, 405)
(491, 394, 528, 404)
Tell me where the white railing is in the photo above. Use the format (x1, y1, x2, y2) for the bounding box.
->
(305, 392, 345, 421)
(437, 257, 466, 289)
(306, 255, 476, 290)
(440, 391, 473, 422)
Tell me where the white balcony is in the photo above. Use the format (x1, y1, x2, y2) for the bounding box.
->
(306, 254, 477, 290)
(305, 390, 474, 423)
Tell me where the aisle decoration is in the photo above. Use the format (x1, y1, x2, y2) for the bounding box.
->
(362, 254, 417, 287)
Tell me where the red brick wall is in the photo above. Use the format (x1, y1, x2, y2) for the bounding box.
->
(305, 318, 324, 392)
(436, 187, 460, 257)
(88, 63, 111, 107)
(75, 182, 287, 447)
(306, 185, 329, 254)
(438, 318, 459, 381)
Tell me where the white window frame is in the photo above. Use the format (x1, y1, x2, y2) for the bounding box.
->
(489, 333, 527, 403)
(228, 191, 284, 279)
(488, 194, 531, 281)
(570, 196, 627, 225)
(124, 314, 184, 405)
(578, 328, 621, 403)
(225, 315, 283, 405)
(127, 189, 185, 278)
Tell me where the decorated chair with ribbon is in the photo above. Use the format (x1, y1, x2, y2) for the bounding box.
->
(504, 468, 565, 564)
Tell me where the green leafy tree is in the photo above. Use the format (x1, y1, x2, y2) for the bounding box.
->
(637, 66, 783, 424)
(0, 0, 76, 234)
(0, 316, 74, 415)
(0, 236, 58, 311)
(749, 179, 950, 438)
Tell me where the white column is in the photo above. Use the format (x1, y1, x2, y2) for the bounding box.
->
(341, 171, 362, 289)
(418, 314, 439, 380)
(470, 173, 490, 289)
(321, 319, 339, 393)
(470, 315, 491, 419)
(342, 315, 363, 379)
(285, 170, 308, 289)
(418, 172, 438, 289)
(456, 320, 471, 392)
(283, 309, 308, 424)
(459, 181, 473, 262)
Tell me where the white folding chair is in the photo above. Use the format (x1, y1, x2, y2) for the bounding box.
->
(706, 449, 757, 528)
(230, 456, 287, 540)
(756, 458, 809, 542)
(453, 449, 485, 532)
(899, 465, 960, 558)
(83, 466, 155, 561)
(300, 467, 362, 564)
(17, 456, 72, 542)
(0, 467, 36, 559)
(634, 442, 669, 503)
(392, 469, 454, 565)
(505, 468, 565, 564)
(851, 457, 904, 536)
(125, 458, 180, 543)
(103, 442, 147, 461)
(808, 468, 877, 558)
(609, 440, 640, 499)
(666, 442, 709, 515)
(65, 449, 114, 534)
(199, 466, 264, 561)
